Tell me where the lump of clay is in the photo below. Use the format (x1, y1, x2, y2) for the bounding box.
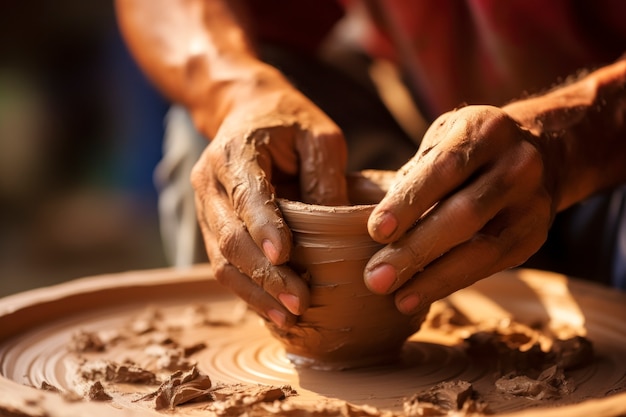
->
(495, 365, 574, 400)
(87, 381, 112, 401)
(70, 330, 106, 353)
(78, 359, 157, 384)
(404, 380, 486, 415)
(552, 336, 594, 370)
(139, 366, 212, 410)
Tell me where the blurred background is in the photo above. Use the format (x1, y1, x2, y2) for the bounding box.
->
(0, 1, 171, 296)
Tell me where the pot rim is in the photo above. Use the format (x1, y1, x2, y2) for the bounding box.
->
(275, 169, 397, 213)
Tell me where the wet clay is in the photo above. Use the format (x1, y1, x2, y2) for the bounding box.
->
(1, 266, 626, 416)
(271, 171, 427, 370)
(404, 380, 487, 415)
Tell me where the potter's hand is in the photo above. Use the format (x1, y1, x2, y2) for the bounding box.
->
(116, 0, 350, 328)
(191, 83, 349, 328)
(364, 105, 557, 314)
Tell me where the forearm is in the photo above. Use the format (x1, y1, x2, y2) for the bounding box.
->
(503, 57, 626, 211)
(115, 0, 287, 137)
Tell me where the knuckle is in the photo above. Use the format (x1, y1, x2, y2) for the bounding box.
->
(526, 203, 552, 245)
(217, 223, 245, 262)
(404, 240, 429, 268)
(494, 143, 544, 199)
(507, 241, 541, 269)
(230, 182, 251, 213)
(449, 193, 486, 229)
(190, 168, 209, 195)
(434, 145, 472, 180)
(210, 258, 232, 286)
(190, 163, 205, 191)
(496, 212, 549, 268)
(531, 190, 554, 225)
(235, 281, 260, 307)
(190, 146, 223, 190)
(516, 142, 544, 181)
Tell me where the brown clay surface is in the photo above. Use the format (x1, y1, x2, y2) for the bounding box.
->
(273, 194, 427, 370)
(269, 170, 427, 370)
(1, 265, 626, 416)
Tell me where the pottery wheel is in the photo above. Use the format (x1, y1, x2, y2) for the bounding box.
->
(1, 265, 626, 416)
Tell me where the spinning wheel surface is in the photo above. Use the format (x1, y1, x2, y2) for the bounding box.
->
(0, 266, 625, 416)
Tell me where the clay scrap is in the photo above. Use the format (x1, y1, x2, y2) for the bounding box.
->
(138, 367, 212, 409)
(56, 300, 598, 415)
(404, 380, 487, 416)
(63, 302, 297, 413)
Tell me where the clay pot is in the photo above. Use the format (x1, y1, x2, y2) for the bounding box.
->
(268, 170, 428, 370)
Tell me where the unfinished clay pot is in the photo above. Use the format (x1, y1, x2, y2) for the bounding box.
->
(269, 170, 429, 370)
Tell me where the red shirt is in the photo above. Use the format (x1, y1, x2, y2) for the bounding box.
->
(243, 0, 626, 119)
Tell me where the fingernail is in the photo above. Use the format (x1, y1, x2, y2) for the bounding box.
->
(398, 294, 420, 314)
(375, 211, 398, 238)
(278, 293, 300, 315)
(267, 309, 286, 328)
(263, 239, 279, 265)
(364, 263, 397, 294)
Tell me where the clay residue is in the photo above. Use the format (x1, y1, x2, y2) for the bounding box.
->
(44, 298, 600, 415)
(255, 400, 399, 417)
(64, 302, 297, 413)
(404, 380, 487, 416)
(87, 381, 112, 402)
(138, 366, 212, 410)
(464, 327, 594, 377)
(78, 359, 158, 384)
(206, 383, 296, 416)
(144, 343, 204, 371)
(3, 267, 623, 417)
(551, 336, 594, 370)
(40, 381, 61, 393)
(495, 365, 573, 400)
(70, 330, 106, 353)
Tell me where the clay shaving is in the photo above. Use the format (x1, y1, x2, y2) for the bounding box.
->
(78, 359, 157, 384)
(138, 367, 213, 410)
(53, 301, 597, 416)
(404, 380, 487, 416)
(63, 302, 298, 414)
(87, 381, 112, 402)
(495, 365, 573, 400)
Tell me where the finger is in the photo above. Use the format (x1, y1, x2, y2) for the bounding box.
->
(204, 131, 293, 266)
(200, 219, 299, 328)
(368, 108, 512, 243)
(196, 179, 310, 316)
(392, 205, 549, 315)
(364, 166, 512, 295)
(296, 129, 349, 205)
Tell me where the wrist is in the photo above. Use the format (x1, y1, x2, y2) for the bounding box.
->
(183, 57, 292, 137)
(503, 59, 626, 211)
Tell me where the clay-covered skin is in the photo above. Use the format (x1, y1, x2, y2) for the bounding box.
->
(269, 171, 429, 369)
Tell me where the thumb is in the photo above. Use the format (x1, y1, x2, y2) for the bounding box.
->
(297, 130, 349, 205)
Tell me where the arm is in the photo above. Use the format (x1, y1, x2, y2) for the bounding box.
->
(115, 0, 276, 137)
(364, 57, 626, 314)
(503, 58, 626, 210)
(115, 0, 349, 327)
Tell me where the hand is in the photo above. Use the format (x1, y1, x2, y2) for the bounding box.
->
(364, 105, 558, 314)
(191, 79, 349, 328)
